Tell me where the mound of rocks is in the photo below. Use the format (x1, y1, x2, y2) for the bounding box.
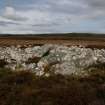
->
(0, 44, 105, 76)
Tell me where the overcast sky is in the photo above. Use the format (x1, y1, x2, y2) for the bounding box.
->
(0, 0, 105, 34)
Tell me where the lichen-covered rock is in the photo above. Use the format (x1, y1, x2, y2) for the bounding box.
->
(0, 44, 105, 76)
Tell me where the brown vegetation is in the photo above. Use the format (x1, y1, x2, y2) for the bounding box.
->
(0, 34, 105, 47)
(0, 68, 105, 105)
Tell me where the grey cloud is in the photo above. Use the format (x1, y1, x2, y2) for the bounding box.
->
(1, 0, 105, 34)
(85, 0, 105, 8)
(25, 0, 89, 19)
(39, 0, 105, 17)
(0, 21, 7, 26)
(0, 21, 21, 26)
(34, 0, 87, 15)
(32, 23, 60, 27)
(30, 0, 105, 33)
(2, 6, 28, 21)
(3, 15, 27, 21)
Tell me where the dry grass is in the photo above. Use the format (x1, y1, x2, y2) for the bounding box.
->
(0, 68, 105, 105)
(0, 36, 105, 47)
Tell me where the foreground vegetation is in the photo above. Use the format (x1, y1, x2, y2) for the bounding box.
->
(0, 68, 105, 105)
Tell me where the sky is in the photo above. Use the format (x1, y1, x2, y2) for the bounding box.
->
(0, 0, 105, 34)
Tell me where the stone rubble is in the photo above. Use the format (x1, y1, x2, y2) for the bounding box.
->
(0, 44, 105, 76)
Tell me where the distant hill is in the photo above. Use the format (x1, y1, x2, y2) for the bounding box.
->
(0, 33, 105, 38)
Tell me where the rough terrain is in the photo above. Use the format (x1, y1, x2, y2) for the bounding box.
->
(0, 35, 105, 48)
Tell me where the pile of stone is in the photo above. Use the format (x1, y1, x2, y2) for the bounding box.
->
(0, 44, 105, 76)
